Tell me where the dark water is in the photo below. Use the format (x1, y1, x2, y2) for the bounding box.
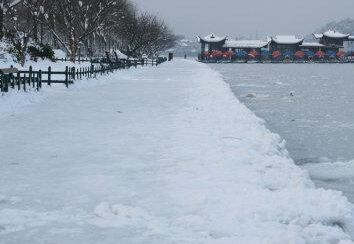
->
(209, 63, 354, 202)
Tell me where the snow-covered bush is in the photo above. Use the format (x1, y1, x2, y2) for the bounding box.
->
(28, 43, 55, 61)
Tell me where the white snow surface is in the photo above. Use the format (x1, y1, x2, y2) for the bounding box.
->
(0, 59, 354, 243)
(323, 30, 350, 39)
(115, 49, 128, 59)
(54, 49, 67, 59)
(199, 34, 227, 43)
(313, 33, 324, 39)
(300, 42, 325, 47)
(224, 39, 269, 49)
(272, 35, 304, 44)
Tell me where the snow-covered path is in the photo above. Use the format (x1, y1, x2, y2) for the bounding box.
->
(0, 60, 353, 243)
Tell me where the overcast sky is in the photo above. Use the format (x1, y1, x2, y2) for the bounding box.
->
(132, 0, 354, 39)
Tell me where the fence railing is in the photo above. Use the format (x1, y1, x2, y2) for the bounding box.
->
(54, 58, 92, 63)
(0, 57, 168, 93)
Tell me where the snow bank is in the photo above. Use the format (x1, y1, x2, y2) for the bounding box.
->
(0, 59, 353, 243)
(54, 49, 67, 59)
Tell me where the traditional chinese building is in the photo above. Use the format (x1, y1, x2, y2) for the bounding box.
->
(299, 42, 326, 53)
(197, 34, 269, 60)
(197, 30, 354, 62)
(223, 39, 269, 53)
(313, 30, 354, 52)
(197, 34, 227, 54)
(269, 35, 304, 52)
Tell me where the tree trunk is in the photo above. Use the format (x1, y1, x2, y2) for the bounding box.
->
(19, 49, 26, 66)
(69, 38, 78, 63)
(0, 6, 4, 40)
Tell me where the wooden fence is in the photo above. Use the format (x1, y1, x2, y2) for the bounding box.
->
(54, 58, 91, 63)
(0, 58, 167, 93)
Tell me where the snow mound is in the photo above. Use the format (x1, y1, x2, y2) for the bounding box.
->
(54, 49, 67, 59)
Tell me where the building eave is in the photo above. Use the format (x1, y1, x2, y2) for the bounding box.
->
(223, 39, 270, 49)
(198, 34, 227, 43)
(271, 35, 304, 45)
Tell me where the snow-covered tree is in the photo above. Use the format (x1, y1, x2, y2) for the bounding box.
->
(0, 0, 23, 39)
(1, 0, 177, 64)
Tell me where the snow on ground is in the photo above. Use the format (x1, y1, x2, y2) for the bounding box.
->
(0, 59, 354, 243)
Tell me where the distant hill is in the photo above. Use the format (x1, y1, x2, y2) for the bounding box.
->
(316, 18, 354, 34)
(166, 36, 199, 57)
(304, 18, 354, 41)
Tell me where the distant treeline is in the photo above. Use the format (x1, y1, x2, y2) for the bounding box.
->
(0, 0, 178, 65)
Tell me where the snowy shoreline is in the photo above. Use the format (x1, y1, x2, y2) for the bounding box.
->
(0, 59, 353, 243)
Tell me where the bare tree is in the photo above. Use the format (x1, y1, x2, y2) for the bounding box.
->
(115, 12, 177, 57)
(2, 0, 177, 64)
(3, 0, 36, 65)
(0, 0, 23, 39)
(35, 0, 129, 62)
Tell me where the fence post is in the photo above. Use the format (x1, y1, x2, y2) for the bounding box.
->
(23, 74, 26, 91)
(10, 73, 15, 89)
(0, 75, 4, 92)
(71, 67, 75, 80)
(48, 66, 51, 85)
(65, 66, 69, 88)
(4, 75, 9, 92)
(29, 66, 33, 87)
(36, 72, 39, 91)
(38, 70, 42, 89)
(10, 65, 14, 88)
(17, 72, 20, 90)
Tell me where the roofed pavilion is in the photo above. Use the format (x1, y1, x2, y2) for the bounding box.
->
(313, 30, 353, 49)
(197, 34, 227, 53)
(270, 35, 304, 52)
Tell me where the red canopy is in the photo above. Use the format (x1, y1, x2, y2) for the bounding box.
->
(203, 51, 211, 57)
(211, 50, 223, 58)
(248, 50, 260, 58)
(336, 51, 346, 58)
(315, 51, 325, 58)
(272, 51, 282, 59)
(223, 51, 234, 58)
(295, 51, 305, 59)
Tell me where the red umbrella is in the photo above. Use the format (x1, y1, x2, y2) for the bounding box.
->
(248, 49, 259, 58)
(295, 51, 305, 59)
(315, 51, 325, 58)
(211, 50, 223, 58)
(203, 51, 210, 58)
(223, 51, 234, 58)
(272, 51, 282, 59)
(336, 51, 346, 58)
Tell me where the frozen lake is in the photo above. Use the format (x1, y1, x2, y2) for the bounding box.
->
(209, 63, 354, 202)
